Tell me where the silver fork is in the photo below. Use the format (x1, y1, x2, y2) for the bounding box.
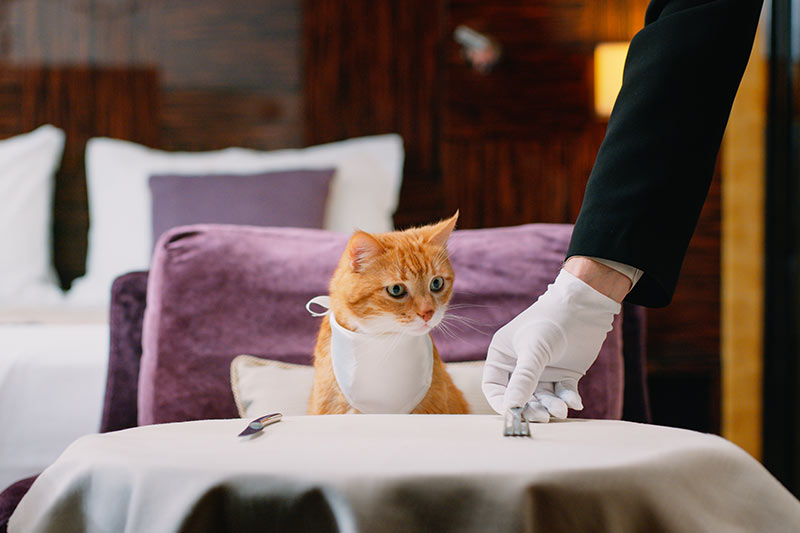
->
(503, 406, 531, 437)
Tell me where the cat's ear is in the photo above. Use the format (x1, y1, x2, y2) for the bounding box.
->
(348, 231, 384, 272)
(426, 211, 459, 248)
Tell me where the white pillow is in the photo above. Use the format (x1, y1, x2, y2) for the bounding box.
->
(230, 355, 494, 417)
(0, 125, 66, 307)
(67, 135, 404, 307)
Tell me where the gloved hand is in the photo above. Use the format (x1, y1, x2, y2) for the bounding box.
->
(481, 268, 621, 422)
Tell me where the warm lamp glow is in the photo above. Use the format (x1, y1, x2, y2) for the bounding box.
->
(594, 42, 629, 117)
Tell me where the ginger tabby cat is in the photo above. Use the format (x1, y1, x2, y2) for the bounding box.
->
(308, 213, 469, 414)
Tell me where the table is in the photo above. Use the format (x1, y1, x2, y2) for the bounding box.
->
(10, 416, 800, 532)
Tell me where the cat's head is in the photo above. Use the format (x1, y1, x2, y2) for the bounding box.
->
(330, 212, 459, 336)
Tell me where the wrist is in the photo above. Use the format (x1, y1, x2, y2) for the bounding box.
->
(563, 256, 631, 303)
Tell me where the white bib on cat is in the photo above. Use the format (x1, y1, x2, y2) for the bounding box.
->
(306, 296, 434, 414)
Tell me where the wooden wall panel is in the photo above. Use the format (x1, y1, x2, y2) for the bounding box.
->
(304, 0, 445, 226)
(160, 91, 301, 151)
(4, 0, 301, 153)
(443, 51, 592, 136)
(440, 0, 644, 220)
(6, 0, 300, 91)
(441, 129, 606, 228)
(443, 1, 595, 135)
(2, 0, 302, 285)
(0, 67, 159, 286)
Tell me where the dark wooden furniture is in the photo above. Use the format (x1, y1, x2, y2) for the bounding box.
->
(764, 0, 800, 495)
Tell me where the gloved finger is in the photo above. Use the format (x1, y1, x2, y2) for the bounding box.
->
(522, 398, 550, 423)
(534, 382, 568, 419)
(502, 342, 548, 410)
(555, 379, 583, 410)
(482, 344, 517, 414)
(482, 382, 507, 415)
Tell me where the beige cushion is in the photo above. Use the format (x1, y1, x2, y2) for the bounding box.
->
(230, 354, 494, 417)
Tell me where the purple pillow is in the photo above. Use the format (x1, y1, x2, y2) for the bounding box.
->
(149, 169, 335, 245)
(139, 224, 623, 425)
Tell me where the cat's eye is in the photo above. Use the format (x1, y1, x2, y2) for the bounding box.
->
(430, 276, 445, 292)
(386, 284, 407, 298)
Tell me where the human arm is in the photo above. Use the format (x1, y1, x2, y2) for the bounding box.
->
(483, 0, 764, 419)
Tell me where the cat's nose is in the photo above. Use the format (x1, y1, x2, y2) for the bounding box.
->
(418, 309, 434, 322)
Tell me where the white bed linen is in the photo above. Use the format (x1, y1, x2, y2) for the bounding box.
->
(0, 320, 108, 492)
(0, 125, 66, 306)
(11, 417, 800, 532)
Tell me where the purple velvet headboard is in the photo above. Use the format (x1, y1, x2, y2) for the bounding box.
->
(98, 224, 650, 430)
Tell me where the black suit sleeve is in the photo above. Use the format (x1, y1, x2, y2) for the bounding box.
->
(566, 0, 763, 307)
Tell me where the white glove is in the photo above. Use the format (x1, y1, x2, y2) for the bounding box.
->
(482, 269, 621, 422)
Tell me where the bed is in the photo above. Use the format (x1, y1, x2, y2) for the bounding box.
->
(0, 67, 160, 492)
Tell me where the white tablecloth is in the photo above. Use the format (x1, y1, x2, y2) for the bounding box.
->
(10, 416, 800, 532)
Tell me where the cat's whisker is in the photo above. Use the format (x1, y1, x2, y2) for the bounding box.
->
(439, 328, 458, 342)
(433, 319, 488, 351)
(446, 302, 494, 310)
(432, 321, 450, 337)
(434, 320, 458, 340)
(440, 315, 492, 336)
(444, 312, 496, 328)
(444, 313, 490, 328)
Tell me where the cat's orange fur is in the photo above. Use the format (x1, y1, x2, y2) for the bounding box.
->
(308, 213, 469, 414)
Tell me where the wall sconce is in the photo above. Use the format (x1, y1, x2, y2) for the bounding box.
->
(454, 25, 502, 74)
(594, 42, 629, 118)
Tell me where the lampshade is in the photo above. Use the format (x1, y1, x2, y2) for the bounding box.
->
(594, 42, 629, 118)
